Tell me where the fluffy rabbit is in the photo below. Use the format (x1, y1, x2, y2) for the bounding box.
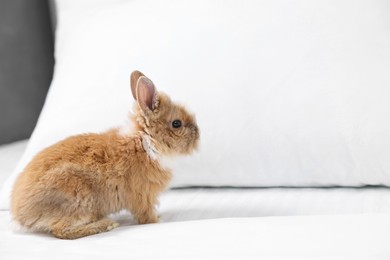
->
(11, 71, 199, 239)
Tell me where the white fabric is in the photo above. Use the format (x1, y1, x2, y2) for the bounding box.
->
(1, 210, 390, 259)
(3, 185, 390, 259)
(1, 139, 390, 260)
(160, 188, 390, 220)
(3, 0, 390, 209)
(0, 140, 28, 193)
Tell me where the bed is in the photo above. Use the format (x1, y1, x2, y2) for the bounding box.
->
(2, 0, 390, 259)
(1, 141, 390, 259)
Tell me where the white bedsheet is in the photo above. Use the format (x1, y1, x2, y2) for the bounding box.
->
(1, 140, 390, 259)
(1, 211, 390, 260)
(2, 187, 390, 259)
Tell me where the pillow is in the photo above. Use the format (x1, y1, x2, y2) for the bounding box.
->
(2, 0, 390, 209)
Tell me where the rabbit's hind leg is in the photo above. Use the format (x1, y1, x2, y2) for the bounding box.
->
(50, 218, 119, 239)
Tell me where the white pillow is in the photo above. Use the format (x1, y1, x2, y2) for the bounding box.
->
(2, 0, 390, 209)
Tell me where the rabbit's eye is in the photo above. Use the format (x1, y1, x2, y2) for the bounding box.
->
(172, 119, 182, 129)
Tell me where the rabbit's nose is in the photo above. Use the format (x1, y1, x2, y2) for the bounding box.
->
(191, 124, 200, 137)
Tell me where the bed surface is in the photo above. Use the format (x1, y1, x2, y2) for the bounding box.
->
(1, 211, 390, 260)
(1, 141, 390, 259)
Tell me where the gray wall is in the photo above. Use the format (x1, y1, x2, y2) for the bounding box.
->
(0, 0, 54, 145)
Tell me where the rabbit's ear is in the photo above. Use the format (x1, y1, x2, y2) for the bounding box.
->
(136, 76, 157, 111)
(130, 70, 145, 100)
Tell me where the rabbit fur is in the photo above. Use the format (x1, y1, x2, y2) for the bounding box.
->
(11, 71, 199, 239)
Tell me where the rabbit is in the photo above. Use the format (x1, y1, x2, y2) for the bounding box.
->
(11, 70, 199, 239)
